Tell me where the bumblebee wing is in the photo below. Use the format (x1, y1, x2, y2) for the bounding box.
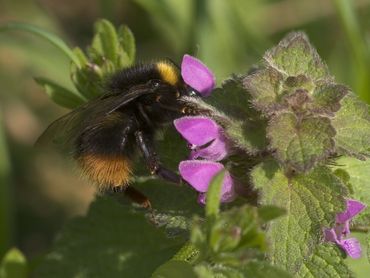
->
(36, 85, 154, 151)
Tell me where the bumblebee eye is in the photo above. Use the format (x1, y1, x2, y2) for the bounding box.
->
(149, 79, 161, 89)
(189, 90, 197, 97)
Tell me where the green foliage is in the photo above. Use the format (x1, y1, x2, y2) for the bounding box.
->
(205, 170, 226, 219)
(152, 260, 197, 278)
(267, 113, 335, 172)
(34, 77, 85, 109)
(251, 161, 348, 275)
(244, 32, 370, 173)
(331, 94, 370, 159)
(35, 197, 184, 278)
(1, 19, 136, 108)
(0, 248, 28, 278)
(208, 77, 268, 154)
(263, 32, 331, 81)
(71, 19, 136, 101)
(298, 244, 353, 277)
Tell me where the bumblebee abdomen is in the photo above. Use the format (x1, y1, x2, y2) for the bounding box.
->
(77, 154, 132, 189)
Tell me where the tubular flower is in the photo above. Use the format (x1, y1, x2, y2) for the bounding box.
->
(181, 54, 215, 97)
(324, 199, 366, 259)
(178, 54, 235, 205)
(174, 116, 229, 161)
(179, 160, 236, 205)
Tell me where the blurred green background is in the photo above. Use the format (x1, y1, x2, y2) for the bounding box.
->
(0, 0, 370, 276)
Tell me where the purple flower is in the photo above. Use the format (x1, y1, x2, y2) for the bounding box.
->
(179, 160, 236, 205)
(181, 54, 216, 97)
(174, 116, 229, 161)
(324, 199, 366, 259)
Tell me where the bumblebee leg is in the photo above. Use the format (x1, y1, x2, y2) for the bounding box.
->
(111, 186, 152, 208)
(135, 130, 181, 184)
(124, 186, 152, 208)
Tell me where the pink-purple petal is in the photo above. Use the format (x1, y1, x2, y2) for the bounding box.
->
(174, 116, 220, 146)
(339, 238, 362, 259)
(189, 136, 229, 161)
(179, 160, 236, 204)
(179, 160, 224, 192)
(336, 199, 366, 223)
(324, 228, 339, 243)
(181, 54, 215, 97)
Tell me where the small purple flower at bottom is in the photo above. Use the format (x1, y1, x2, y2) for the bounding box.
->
(174, 116, 229, 161)
(324, 199, 366, 259)
(179, 160, 236, 205)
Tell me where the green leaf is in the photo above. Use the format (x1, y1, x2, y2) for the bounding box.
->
(298, 244, 353, 278)
(115, 176, 202, 239)
(257, 205, 286, 223)
(72, 47, 89, 66)
(251, 161, 347, 275)
(34, 77, 86, 109)
(205, 170, 225, 219)
(35, 197, 184, 278)
(70, 66, 104, 99)
(171, 242, 199, 263)
(193, 263, 244, 278)
(193, 261, 292, 278)
(267, 112, 336, 172)
(118, 25, 136, 65)
(92, 19, 119, 64)
(310, 82, 349, 115)
(332, 156, 370, 226)
(208, 206, 266, 258)
(331, 93, 370, 159)
(0, 248, 28, 278)
(152, 260, 197, 278)
(242, 261, 292, 278)
(263, 32, 332, 81)
(0, 22, 81, 68)
(209, 77, 268, 153)
(243, 67, 285, 114)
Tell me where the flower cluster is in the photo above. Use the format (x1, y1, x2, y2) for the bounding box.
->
(177, 55, 236, 205)
(324, 199, 366, 259)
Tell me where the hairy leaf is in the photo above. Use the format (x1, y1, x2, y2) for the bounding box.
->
(267, 112, 335, 172)
(35, 197, 184, 278)
(332, 93, 370, 159)
(193, 261, 292, 278)
(263, 32, 332, 81)
(243, 67, 285, 113)
(242, 261, 292, 278)
(251, 161, 347, 275)
(310, 82, 348, 115)
(209, 77, 268, 153)
(298, 244, 353, 277)
(152, 260, 197, 278)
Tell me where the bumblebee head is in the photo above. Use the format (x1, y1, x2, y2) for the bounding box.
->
(155, 60, 201, 98)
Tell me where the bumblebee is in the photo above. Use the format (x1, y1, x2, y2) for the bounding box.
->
(38, 60, 208, 207)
